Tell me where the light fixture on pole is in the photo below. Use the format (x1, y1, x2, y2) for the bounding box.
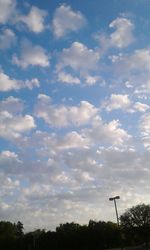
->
(109, 196, 120, 226)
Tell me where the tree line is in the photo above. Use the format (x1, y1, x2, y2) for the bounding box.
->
(0, 203, 150, 250)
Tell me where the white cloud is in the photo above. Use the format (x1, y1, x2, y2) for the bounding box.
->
(0, 150, 22, 174)
(35, 95, 98, 127)
(57, 41, 100, 74)
(0, 174, 19, 193)
(139, 113, 150, 149)
(18, 130, 89, 158)
(0, 29, 16, 50)
(24, 78, 40, 89)
(0, 0, 16, 24)
(52, 4, 86, 38)
(1, 130, 148, 231)
(58, 71, 80, 84)
(109, 17, 134, 48)
(19, 6, 47, 33)
(117, 49, 150, 72)
(0, 70, 22, 91)
(0, 70, 40, 91)
(85, 75, 100, 86)
(0, 111, 36, 140)
(104, 94, 131, 112)
(56, 42, 100, 87)
(98, 17, 134, 51)
(134, 102, 149, 112)
(55, 131, 89, 150)
(32, 130, 89, 153)
(103, 94, 149, 113)
(113, 48, 150, 93)
(12, 39, 50, 68)
(0, 150, 21, 164)
(0, 96, 24, 113)
(84, 116, 131, 146)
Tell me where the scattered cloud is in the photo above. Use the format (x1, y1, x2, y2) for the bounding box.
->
(52, 4, 86, 38)
(84, 116, 131, 146)
(0, 96, 24, 113)
(56, 42, 100, 80)
(0, 150, 22, 173)
(18, 6, 47, 33)
(98, 17, 134, 52)
(0, 70, 40, 91)
(103, 94, 131, 112)
(0, 28, 16, 50)
(54, 131, 89, 150)
(134, 102, 149, 112)
(84, 75, 101, 86)
(109, 17, 135, 48)
(58, 71, 80, 84)
(24, 78, 40, 89)
(0, 70, 22, 91)
(0, 111, 36, 140)
(112, 48, 150, 93)
(0, 0, 16, 24)
(12, 39, 50, 68)
(139, 113, 150, 149)
(103, 94, 149, 113)
(35, 94, 98, 127)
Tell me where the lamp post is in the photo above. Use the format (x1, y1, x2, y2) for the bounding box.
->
(109, 196, 120, 226)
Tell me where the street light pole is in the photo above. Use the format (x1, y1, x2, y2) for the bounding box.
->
(109, 196, 120, 226)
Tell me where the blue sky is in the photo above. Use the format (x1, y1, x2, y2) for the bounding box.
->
(1, 0, 150, 231)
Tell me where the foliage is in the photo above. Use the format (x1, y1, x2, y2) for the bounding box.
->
(0, 221, 24, 250)
(120, 203, 150, 246)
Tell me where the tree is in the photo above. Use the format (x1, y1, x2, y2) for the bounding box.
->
(0, 221, 17, 250)
(15, 221, 24, 237)
(120, 203, 150, 246)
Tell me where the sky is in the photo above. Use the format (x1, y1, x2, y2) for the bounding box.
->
(0, 0, 150, 232)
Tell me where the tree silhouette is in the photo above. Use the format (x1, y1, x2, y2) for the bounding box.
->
(120, 203, 150, 246)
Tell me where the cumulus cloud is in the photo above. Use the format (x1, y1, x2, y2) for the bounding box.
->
(58, 71, 80, 84)
(103, 94, 149, 113)
(85, 75, 101, 86)
(104, 94, 131, 112)
(24, 78, 40, 89)
(56, 42, 101, 86)
(57, 41, 100, 74)
(0, 29, 16, 50)
(0, 70, 40, 91)
(19, 6, 47, 33)
(84, 116, 131, 146)
(0, 173, 19, 193)
(35, 94, 98, 127)
(0, 111, 36, 140)
(0, 150, 20, 162)
(109, 17, 134, 48)
(52, 4, 86, 38)
(134, 102, 149, 112)
(55, 131, 89, 150)
(98, 17, 134, 51)
(112, 48, 150, 93)
(139, 113, 150, 149)
(0, 96, 24, 113)
(0, 150, 22, 175)
(0, 70, 22, 91)
(116, 48, 150, 73)
(0, 0, 16, 24)
(12, 39, 50, 68)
